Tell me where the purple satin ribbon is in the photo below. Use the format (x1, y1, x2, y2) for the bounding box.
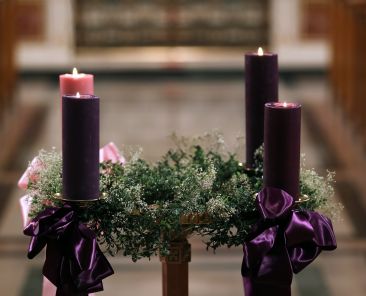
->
(241, 187, 337, 296)
(24, 205, 114, 296)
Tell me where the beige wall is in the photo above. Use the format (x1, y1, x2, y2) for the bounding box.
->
(16, 0, 329, 70)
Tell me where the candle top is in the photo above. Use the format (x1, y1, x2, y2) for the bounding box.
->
(61, 67, 92, 79)
(63, 93, 98, 100)
(245, 47, 276, 57)
(265, 102, 301, 109)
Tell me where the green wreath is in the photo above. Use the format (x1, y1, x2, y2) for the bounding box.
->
(25, 133, 341, 262)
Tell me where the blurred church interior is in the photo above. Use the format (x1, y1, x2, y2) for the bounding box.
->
(0, 0, 365, 295)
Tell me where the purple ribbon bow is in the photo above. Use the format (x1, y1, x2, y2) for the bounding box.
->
(24, 205, 114, 296)
(241, 187, 337, 296)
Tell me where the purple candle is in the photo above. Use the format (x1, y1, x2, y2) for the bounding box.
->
(62, 93, 100, 201)
(264, 102, 301, 200)
(245, 47, 278, 167)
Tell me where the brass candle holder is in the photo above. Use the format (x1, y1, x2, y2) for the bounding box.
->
(54, 192, 107, 207)
(295, 194, 310, 204)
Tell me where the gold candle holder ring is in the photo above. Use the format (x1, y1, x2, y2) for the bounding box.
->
(54, 192, 107, 207)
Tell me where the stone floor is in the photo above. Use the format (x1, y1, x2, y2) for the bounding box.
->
(0, 74, 365, 295)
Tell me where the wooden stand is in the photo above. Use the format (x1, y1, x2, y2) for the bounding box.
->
(159, 213, 209, 296)
(0, 0, 16, 124)
(330, 1, 366, 148)
(160, 237, 191, 296)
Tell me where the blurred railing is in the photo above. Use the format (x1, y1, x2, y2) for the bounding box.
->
(0, 0, 16, 125)
(330, 0, 366, 149)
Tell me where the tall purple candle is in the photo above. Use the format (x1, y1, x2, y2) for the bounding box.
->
(245, 48, 278, 167)
(62, 94, 100, 201)
(264, 102, 301, 200)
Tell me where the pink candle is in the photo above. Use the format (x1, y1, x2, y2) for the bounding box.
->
(59, 68, 94, 96)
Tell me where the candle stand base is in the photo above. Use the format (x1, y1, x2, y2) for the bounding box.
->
(160, 238, 191, 296)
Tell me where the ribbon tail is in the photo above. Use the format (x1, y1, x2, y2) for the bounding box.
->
(243, 276, 291, 296)
(242, 226, 293, 296)
(44, 241, 87, 296)
(43, 240, 64, 289)
(56, 287, 89, 296)
(286, 211, 337, 274)
(67, 223, 114, 294)
(26, 236, 47, 259)
(76, 248, 114, 292)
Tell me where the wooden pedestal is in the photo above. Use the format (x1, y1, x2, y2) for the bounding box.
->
(160, 238, 191, 296)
